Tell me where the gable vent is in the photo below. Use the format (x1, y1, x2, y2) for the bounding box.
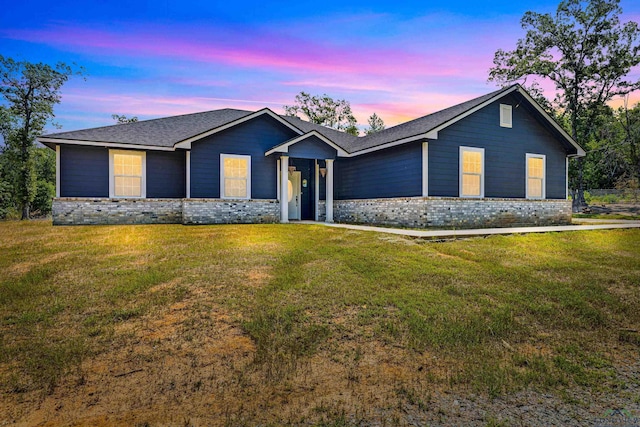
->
(500, 104, 513, 128)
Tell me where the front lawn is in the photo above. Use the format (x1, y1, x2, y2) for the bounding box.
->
(1, 221, 639, 425)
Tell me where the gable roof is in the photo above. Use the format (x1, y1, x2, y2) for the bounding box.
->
(40, 109, 254, 149)
(346, 86, 514, 153)
(37, 84, 585, 157)
(265, 130, 350, 157)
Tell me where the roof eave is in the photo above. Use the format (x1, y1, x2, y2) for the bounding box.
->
(36, 137, 177, 151)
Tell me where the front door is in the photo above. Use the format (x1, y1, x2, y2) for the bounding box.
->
(288, 171, 301, 220)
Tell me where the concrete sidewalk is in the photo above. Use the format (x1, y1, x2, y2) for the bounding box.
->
(300, 220, 640, 239)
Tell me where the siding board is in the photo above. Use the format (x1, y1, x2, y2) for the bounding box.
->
(428, 94, 568, 199)
(59, 145, 109, 197)
(335, 141, 422, 199)
(190, 115, 298, 199)
(147, 151, 186, 198)
(287, 136, 337, 159)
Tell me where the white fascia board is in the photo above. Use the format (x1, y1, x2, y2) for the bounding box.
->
(515, 88, 586, 157)
(37, 137, 176, 151)
(264, 130, 349, 157)
(175, 108, 304, 150)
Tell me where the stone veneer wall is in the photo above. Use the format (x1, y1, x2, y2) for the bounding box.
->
(318, 200, 326, 222)
(52, 198, 183, 225)
(182, 199, 279, 224)
(53, 197, 571, 228)
(52, 198, 280, 225)
(333, 197, 572, 229)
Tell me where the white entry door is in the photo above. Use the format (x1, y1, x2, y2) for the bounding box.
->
(288, 171, 301, 220)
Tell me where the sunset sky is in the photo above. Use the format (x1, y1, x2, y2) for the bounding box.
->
(2, 0, 639, 133)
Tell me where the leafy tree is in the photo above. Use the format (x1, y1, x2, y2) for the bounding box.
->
(284, 92, 359, 135)
(619, 100, 640, 182)
(365, 113, 386, 135)
(112, 114, 138, 124)
(582, 104, 629, 188)
(0, 56, 82, 219)
(488, 0, 640, 210)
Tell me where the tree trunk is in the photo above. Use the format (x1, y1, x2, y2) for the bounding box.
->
(21, 203, 29, 220)
(570, 92, 588, 212)
(573, 157, 588, 212)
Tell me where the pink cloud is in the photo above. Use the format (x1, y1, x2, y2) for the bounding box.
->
(4, 24, 489, 81)
(56, 89, 293, 129)
(355, 91, 489, 126)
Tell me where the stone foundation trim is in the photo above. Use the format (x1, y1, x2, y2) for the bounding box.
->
(332, 197, 572, 229)
(182, 198, 279, 225)
(52, 198, 183, 225)
(52, 196, 571, 228)
(52, 198, 280, 225)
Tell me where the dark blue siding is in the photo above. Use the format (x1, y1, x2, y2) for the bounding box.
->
(287, 135, 337, 159)
(190, 115, 298, 198)
(318, 160, 327, 201)
(428, 94, 568, 199)
(335, 141, 422, 199)
(60, 145, 108, 197)
(147, 151, 186, 198)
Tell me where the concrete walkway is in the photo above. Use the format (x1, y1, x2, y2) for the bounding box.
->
(299, 220, 640, 239)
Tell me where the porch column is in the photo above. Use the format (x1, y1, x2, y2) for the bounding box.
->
(325, 158, 334, 223)
(280, 155, 289, 223)
(314, 160, 319, 221)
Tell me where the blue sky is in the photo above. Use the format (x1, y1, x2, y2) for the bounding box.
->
(1, 0, 639, 133)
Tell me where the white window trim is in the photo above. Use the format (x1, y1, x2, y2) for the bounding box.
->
(526, 153, 546, 199)
(500, 104, 512, 128)
(220, 153, 251, 199)
(459, 146, 485, 198)
(108, 149, 146, 198)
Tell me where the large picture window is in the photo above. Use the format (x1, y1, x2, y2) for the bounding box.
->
(220, 154, 251, 199)
(459, 146, 484, 198)
(109, 150, 146, 198)
(526, 153, 546, 199)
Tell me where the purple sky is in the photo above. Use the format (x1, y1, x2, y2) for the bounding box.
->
(2, 0, 639, 133)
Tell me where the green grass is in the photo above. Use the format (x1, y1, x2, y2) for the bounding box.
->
(1, 220, 639, 417)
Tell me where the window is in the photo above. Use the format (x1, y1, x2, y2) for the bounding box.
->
(109, 150, 146, 198)
(500, 104, 512, 128)
(526, 154, 546, 199)
(220, 154, 251, 199)
(459, 147, 484, 198)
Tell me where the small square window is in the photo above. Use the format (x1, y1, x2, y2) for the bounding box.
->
(500, 104, 512, 128)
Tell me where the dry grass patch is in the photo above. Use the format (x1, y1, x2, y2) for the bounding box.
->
(1, 221, 639, 425)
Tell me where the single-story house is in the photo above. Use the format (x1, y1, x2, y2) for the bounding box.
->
(38, 84, 585, 228)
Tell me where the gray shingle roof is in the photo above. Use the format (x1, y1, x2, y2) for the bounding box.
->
(40, 84, 582, 156)
(40, 109, 254, 147)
